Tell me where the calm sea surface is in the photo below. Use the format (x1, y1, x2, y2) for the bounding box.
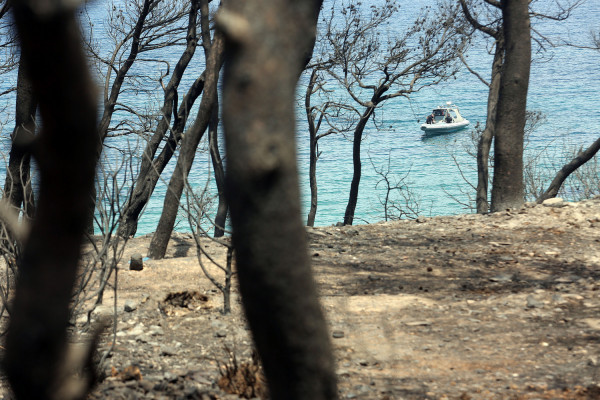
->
(0, 0, 599, 235)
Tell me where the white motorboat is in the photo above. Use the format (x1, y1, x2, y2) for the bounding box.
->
(420, 102, 469, 135)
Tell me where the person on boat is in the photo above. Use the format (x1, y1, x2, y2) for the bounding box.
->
(445, 113, 453, 123)
(426, 112, 435, 124)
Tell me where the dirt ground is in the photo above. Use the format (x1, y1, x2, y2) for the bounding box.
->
(4, 197, 600, 399)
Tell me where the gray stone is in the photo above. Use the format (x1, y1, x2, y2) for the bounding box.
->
(555, 275, 580, 284)
(490, 274, 513, 283)
(404, 320, 432, 327)
(552, 294, 567, 305)
(124, 300, 138, 312)
(92, 304, 115, 320)
(332, 330, 345, 338)
(160, 346, 178, 356)
(128, 324, 146, 336)
(130, 253, 144, 271)
(542, 197, 566, 207)
(526, 295, 544, 309)
(149, 325, 164, 336)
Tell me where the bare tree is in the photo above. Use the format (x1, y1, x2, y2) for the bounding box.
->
(217, 0, 337, 398)
(537, 138, 600, 203)
(304, 69, 339, 227)
(4, 1, 102, 399)
(457, 0, 581, 212)
(314, 0, 464, 225)
(116, 0, 205, 237)
(183, 176, 234, 314)
(147, 15, 225, 259)
(532, 20, 600, 203)
(87, 0, 190, 141)
(371, 154, 420, 221)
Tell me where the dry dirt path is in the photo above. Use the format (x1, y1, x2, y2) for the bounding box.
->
(4, 197, 600, 399)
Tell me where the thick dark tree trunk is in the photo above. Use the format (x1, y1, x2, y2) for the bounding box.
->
(490, 0, 531, 212)
(118, 0, 202, 237)
(537, 137, 600, 203)
(476, 41, 504, 214)
(219, 0, 337, 398)
(4, 57, 36, 219)
(343, 107, 374, 226)
(4, 3, 101, 399)
(148, 32, 224, 259)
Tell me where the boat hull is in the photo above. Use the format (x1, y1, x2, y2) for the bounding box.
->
(420, 120, 469, 135)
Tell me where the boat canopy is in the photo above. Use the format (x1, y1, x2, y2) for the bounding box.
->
(420, 102, 469, 135)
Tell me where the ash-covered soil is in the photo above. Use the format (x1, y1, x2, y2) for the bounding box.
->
(5, 197, 600, 399)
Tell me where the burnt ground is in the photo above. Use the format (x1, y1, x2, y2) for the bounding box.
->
(3, 197, 600, 399)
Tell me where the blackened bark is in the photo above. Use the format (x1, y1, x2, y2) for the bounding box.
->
(537, 137, 600, 203)
(118, 0, 202, 237)
(208, 100, 227, 237)
(4, 57, 36, 218)
(220, 0, 337, 398)
(343, 106, 375, 226)
(490, 0, 531, 212)
(148, 32, 225, 259)
(98, 0, 152, 140)
(476, 41, 503, 214)
(306, 70, 318, 227)
(4, 3, 101, 399)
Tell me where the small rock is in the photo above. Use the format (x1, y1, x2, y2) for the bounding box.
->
(404, 320, 432, 327)
(124, 300, 138, 313)
(551, 294, 566, 305)
(489, 274, 513, 283)
(149, 325, 164, 336)
(160, 345, 178, 356)
(163, 371, 178, 382)
(332, 330, 345, 339)
(526, 295, 544, 309)
(91, 304, 115, 320)
(128, 323, 145, 336)
(130, 253, 144, 271)
(542, 197, 566, 207)
(555, 275, 580, 283)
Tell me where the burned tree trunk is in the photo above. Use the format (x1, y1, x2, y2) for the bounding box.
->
(476, 41, 503, 214)
(490, 0, 531, 212)
(208, 101, 228, 237)
(218, 0, 337, 398)
(4, 1, 101, 399)
(118, 0, 203, 238)
(147, 31, 224, 259)
(343, 108, 374, 226)
(537, 137, 600, 203)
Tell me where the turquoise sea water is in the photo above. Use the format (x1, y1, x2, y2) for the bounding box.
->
(0, 0, 599, 235)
